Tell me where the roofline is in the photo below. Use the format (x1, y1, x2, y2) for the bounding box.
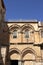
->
(5, 21, 38, 23)
(4, 20, 38, 23)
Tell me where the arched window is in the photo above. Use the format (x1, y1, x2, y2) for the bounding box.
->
(41, 30, 43, 38)
(25, 30, 29, 38)
(13, 30, 17, 38)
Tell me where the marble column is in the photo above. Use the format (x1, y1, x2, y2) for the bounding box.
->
(18, 60, 22, 65)
(1, 47, 6, 65)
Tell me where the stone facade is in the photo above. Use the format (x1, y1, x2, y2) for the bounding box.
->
(0, 0, 43, 65)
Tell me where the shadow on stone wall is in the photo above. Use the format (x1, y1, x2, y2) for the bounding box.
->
(0, 22, 10, 65)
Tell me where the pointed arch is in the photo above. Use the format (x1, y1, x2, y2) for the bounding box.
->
(39, 28, 43, 38)
(9, 24, 20, 31)
(39, 28, 43, 31)
(21, 24, 35, 31)
(9, 48, 21, 56)
(9, 48, 21, 60)
(22, 47, 37, 60)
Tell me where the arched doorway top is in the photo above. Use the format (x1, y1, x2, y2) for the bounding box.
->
(9, 48, 21, 60)
(22, 47, 37, 59)
(9, 48, 21, 56)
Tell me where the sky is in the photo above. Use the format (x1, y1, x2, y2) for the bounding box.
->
(4, 0, 43, 21)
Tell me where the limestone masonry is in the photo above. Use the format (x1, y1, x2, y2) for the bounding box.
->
(0, 0, 43, 65)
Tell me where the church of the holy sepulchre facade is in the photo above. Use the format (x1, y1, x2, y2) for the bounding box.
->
(0, 0, 43, 65)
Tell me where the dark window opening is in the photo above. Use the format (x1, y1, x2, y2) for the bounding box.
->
(13, 30, 17, 38)
(25, 30, 29, 38)
(10, 60, 18, 65)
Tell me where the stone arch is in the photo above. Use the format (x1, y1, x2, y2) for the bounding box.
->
(9, 48, 21, 55)
(9, 24, 20, 31)
(39, 28, 43, 38)
(9, 48, 21, 60)
(39, 28, 43, 31)
(21, 24, 35, 31)
(22, 47, 37, 60)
